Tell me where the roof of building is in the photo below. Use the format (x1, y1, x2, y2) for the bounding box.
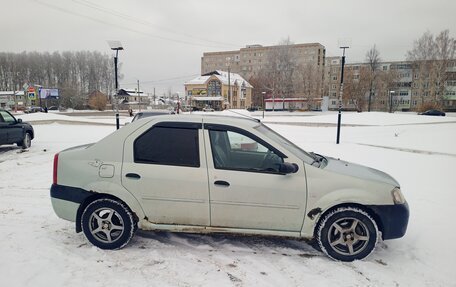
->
(185, 70, 253, 88)
(0, 91, 25, 96)
(118, 89, 147, 96)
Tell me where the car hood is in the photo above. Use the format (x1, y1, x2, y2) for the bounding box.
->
(324, 157, 399, 186)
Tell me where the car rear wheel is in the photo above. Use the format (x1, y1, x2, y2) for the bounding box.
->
(81, 198, 135, 250)
(317, 207, 379, 262)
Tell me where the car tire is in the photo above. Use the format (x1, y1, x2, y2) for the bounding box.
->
(317, 207, 379, 262)
(81, 198, 135, 250)
(17, 132, 32, 149)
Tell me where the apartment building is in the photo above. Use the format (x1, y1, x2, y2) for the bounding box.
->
(201, 43, 455, 111)
(201, 43, 326, 99)
(324, 58, 456, 112)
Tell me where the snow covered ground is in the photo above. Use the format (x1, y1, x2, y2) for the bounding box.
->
(0, 111, 455, 286)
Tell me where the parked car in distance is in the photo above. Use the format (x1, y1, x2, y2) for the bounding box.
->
(48, 106, 59, 111)
(419, 109, 446, 116)
(131, 110, 175, 122)
(203, 107, 215, 112)
(50, 115, 409, 261)
(0, 109, 34, 149)
(25, 106, 45, 113)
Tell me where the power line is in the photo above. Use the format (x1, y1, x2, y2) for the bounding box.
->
(122, 73, 200, 85)
(72, 0, 240, 48)
(33, 0, 236, 49)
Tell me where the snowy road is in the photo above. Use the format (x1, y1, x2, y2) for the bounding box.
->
(1, 112, 455, 287)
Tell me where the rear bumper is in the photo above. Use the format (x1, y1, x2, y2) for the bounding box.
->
(50, 184, 93, 222)
(367, 202, 410, 240)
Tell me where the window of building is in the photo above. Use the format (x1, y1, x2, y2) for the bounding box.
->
(399, 91, 409, 96)
(400, 73, 410, 78)
(331, 84, 336, 90)
(383, 66, 388, 71)
(332, 76, 338, 81)
(207, 80, 221, 96)
(134, 126, 200, 167)
(354, 75, 360, 79)
(413, 100, 417, 106)
(353, 66, 360, 70)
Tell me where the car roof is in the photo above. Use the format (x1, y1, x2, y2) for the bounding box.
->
(130, 114, 261, 128)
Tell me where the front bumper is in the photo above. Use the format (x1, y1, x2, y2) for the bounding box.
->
(50, 184, 93, 222)
(367, 202, 410, 240)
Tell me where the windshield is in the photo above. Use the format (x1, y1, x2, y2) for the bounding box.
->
(254, 123, 315, 164)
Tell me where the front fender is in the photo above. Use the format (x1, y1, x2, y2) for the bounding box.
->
(300, 188, 394, 238)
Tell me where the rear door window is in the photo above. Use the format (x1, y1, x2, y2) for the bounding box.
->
(134, 126, 200, 167)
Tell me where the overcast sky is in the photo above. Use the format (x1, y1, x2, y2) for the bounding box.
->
(1, 0, 455, 95)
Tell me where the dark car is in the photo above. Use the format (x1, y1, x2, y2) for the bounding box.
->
(0, 109, 34, 149)
(419, 109, 446, 116)
(25, 106, 45, 113)
(131, 110, 175, 122)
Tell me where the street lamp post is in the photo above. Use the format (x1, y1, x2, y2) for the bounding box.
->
(389, 90, 395, 113)
(336, 46, 349, 144)
(108, 41, 124, 130)
(261, 91, 266, 119)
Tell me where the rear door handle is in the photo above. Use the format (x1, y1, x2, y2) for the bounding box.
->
(126, 173, 141, 179)
(214, 180, 230, 187)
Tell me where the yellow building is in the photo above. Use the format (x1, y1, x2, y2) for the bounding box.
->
(185, 71, 253, 111)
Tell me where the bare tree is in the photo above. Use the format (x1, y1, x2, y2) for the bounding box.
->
(366, 45, 381, 111)
(0, 51, 115, 108)
(296, 62, 323, 110)
(343, 67, 370, 111)
(260, 37, 297, 110)
(377, 68, 400, 112)
(88, 90, 108, 111)
(407, 30, 456, 109)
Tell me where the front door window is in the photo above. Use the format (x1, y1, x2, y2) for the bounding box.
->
(209, 129, 283, 173)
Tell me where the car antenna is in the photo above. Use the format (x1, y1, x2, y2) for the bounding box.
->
(225, 109, 260, 122)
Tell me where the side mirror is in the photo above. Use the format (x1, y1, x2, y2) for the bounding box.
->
(17, 118, 22, 123)
(279, 162, 299, 174)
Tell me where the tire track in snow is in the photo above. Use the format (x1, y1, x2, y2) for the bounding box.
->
(355, 143, 456, 157)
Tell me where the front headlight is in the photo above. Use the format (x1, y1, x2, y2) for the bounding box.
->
(391, 187, 406, 204)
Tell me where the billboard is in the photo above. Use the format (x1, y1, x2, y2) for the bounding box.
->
(39, 88, 59, 99)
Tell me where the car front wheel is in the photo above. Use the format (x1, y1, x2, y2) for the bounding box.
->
(81, 198, 135, 250)
(317, 207, 379, 262)
(18, 132, 31, 149)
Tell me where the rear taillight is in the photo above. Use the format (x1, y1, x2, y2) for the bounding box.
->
(53, 153, 59, 185)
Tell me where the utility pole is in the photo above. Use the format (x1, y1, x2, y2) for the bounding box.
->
(107, 41, 123, 130)
(228, 66, 231, 109)
(336, 46, 349, 144)
(389, 90, 395, 113)
(153, 87, 156, 107)
(137, 80, 141, 112)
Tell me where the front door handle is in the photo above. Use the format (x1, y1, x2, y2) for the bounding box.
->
(214, 180, 230, 187)
(126, 173, 141, 179)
